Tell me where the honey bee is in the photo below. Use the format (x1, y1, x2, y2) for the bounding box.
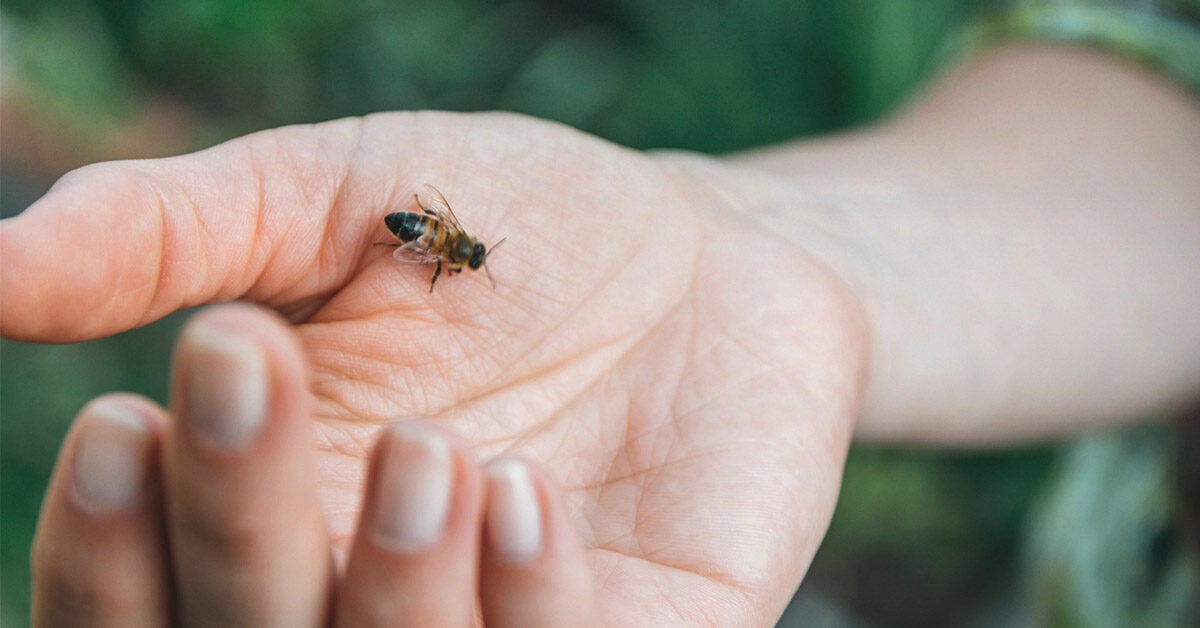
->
(375, 184, 505, 292)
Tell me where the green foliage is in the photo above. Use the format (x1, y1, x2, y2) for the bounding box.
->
(1026, 427, 1199, 627)
(0, 3, 137, 125)
(809, 446, 1053, 624)
(6, 0, 995, 150)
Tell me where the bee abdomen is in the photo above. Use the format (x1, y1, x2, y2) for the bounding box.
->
(385, 212, 431, 244)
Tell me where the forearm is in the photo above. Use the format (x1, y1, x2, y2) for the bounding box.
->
(734, 44, 1200, 444)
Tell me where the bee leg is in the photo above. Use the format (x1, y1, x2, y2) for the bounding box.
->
(429, 259, 442, 292)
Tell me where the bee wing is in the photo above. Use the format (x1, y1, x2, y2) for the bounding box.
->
(390, 240, 442, 265)
(415, 184, 465, 232)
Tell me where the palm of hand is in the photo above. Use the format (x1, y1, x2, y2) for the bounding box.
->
(10, 112, 864, 622)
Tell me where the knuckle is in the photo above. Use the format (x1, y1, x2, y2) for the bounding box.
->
(32, 545, 138, 620)
(176, 504, 268, 557)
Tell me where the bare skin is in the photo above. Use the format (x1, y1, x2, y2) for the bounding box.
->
(731, 44, 1200, 443)
(5, 44, 1199, 625)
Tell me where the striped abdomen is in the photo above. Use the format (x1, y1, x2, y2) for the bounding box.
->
(384, 212, 449, 253)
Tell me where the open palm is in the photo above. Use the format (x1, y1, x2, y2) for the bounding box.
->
(5, 112, 865, 625)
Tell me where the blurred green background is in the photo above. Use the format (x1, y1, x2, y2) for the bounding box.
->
(2, 1, 1195, 626)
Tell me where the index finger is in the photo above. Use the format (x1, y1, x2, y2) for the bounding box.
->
(0, 116, 371, 342)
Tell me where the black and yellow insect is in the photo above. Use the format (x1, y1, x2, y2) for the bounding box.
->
(376, 185, 504, 292)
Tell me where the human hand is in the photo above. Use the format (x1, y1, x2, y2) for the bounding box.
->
(31, 304, 596, 626)
(5, 112, 866, 624)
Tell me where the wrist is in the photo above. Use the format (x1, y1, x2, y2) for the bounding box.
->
(719, 44, 1200, 444)
(655, 150, 873, 447)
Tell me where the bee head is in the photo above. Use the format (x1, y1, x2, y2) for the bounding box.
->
(468, 242, 487, 269)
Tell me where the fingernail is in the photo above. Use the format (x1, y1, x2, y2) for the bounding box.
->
(72, 399, 151, 515)
(485, 458, 542, 564)
(371, 423, 454, 552)
(180, 323, 267, 451)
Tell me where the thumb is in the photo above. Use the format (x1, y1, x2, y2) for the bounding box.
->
(0, 117, 367, 342)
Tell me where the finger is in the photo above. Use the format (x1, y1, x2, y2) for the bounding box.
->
(165, 303, 332, 626)
(479, 458, 600, 628)
(31, 394, 171, 627)
(0, 116, 365, 342)
(336, 421, 484, 627)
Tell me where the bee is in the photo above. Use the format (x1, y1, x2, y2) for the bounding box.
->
(375, 184, 505, 292)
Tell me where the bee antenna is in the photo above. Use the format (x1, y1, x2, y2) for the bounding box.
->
(484, 262, 497, 289)
(486, 238, 507, 259)
(483, 237, 506, 289)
